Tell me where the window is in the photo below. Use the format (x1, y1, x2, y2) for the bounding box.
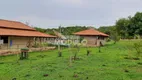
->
(1, 36, 8, 43)
(98, 36, 104, 40)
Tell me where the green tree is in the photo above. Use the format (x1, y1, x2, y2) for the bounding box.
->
(34, 27, 46, 33)
(131, 12, 142, 36)
(115, 18, 131, 39)
(98, 26, 112, 35)
(114, 12, 142, 39)
(110, 26, 120, 44)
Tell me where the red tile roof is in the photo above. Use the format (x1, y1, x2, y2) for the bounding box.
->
(0, 19, 56, 38)
(0, 19, 35, 30)
(74, 28, 109, 37)
(0, 28, 56, 37)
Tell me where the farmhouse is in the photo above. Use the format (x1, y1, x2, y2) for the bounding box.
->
(74, 28, 109, 46)
(0, 19, 56, 50)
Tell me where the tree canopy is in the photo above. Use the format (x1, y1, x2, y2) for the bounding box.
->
(35, 26, 88, 36)
(35, 12, 142, 39)
(99, 12, 142, 39)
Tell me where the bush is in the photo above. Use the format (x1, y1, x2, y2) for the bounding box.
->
(128, 36, 134, 39)
(133, 41, 142, 58)
(106, 38, 111, 42)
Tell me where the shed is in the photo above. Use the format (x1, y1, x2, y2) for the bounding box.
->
(74, 28, 109, 46)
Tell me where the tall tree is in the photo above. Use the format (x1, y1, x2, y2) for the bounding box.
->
(110, 26, 120, 44)
(115, 18, 131, 39)
(115, 12, 142, 39)
(131, 12, 142, 36)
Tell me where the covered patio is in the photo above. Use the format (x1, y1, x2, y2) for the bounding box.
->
(0, 19, 56, 55)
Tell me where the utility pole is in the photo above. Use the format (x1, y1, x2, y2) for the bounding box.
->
(58, 25, 62, 57)
(58, 25, 61, 51)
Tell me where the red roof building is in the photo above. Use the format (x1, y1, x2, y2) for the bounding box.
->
(0, 19, 55, 37)
(74, 28, 109, 37)
(0, 19, 56, 50)
(74, 28, 109, 46)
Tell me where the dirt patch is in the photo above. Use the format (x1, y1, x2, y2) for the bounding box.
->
(0, 50, 20, 56)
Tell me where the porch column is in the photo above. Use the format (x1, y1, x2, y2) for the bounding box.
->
(8, 36, 10, 49)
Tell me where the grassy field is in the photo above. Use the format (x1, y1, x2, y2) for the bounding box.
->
(0, 40, 142, 80)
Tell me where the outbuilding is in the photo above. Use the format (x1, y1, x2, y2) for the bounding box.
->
(74, 28, 109, 46)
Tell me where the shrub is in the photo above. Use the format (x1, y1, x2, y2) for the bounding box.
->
(106, 38, 111, 42)
(70, 45, 80, 60)
(133, 41, 142, 58)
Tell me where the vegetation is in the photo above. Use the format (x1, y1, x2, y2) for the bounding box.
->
(35, 26, 88, 36)
(99, 12, 142, 39)
(111, 26, 120, 44)
(133, 41, 142, 58)
(1, 12, 141, 79)
(0, 40, 142, 80)
(34, 12, 142, 42)
(70, 44, 80, 60)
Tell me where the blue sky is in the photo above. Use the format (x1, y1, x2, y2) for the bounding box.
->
(0, 0, 142, 28)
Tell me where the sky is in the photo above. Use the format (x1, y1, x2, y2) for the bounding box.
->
(0, 0, 142, 28)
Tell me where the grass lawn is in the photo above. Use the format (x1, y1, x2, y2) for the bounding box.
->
(0, 40, 142, 80)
